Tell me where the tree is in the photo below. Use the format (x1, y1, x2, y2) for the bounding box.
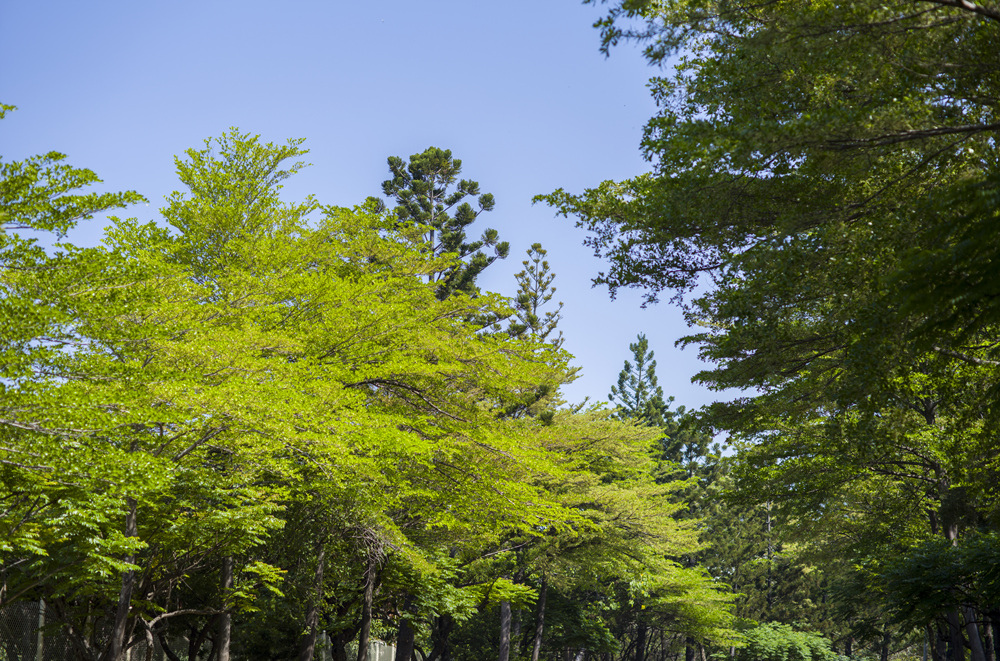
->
(609, 333, 670, 427)
(539, 2, 999, 658)
(509, 243, 564, 349)
(380, 146, 509, 300)
(1, 126, 589, 660)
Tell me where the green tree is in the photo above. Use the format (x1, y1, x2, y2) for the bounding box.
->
(609, 333, 670, 427)
(509, 242, 564, 349)
(380, 146, 509, 300)
(539, 2, 999, 658)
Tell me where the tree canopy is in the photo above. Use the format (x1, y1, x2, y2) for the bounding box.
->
(539, 2, 999, 660)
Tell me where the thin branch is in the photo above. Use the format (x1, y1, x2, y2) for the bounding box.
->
(917, 0, 1000, 23)
(932, 345, 1000, 366)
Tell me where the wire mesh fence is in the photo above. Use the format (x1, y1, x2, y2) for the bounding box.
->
(0, 601, 403, 661)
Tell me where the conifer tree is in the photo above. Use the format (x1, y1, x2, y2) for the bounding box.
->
(380, 146, 508, 299)
(609, 333, 669, 427)
(509, 243, 564, 349)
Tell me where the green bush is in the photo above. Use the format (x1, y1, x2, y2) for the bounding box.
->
(737, 623, 844, 661)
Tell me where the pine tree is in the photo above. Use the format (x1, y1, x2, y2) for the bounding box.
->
(609, 333, 669, 427)
(509, 243, 564, 349)
(379, 146, 508, 299)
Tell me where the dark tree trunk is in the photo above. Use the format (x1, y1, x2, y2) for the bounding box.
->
(332, 630, 354, 661)
(635, 621, 648, 661)
(158, 630, 183, 661)
(949, 609, 966, 661)
(881, 631, 891, 661)
(396, 616, 416, 661)
(499, 601, 512, 661)
(936, 623, 949, 661)
(686, 637, 696, 661)
(103, 497, 138, 661)
(967, 608, 987, 661)
(428, 614, 455, 661)
(218, 556, 233, 661)
(299, 543, 327, 661)
(530, 577, 547, 661)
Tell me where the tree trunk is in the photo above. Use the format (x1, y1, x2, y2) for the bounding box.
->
(966, 608, 987, 661)
(530, 577, 547, 661)
(103, 497, 138, 661)
(218, 556, 233, 661)
(499, 601, 512, 661)
(986, 611, 999, 661)
(357, 558, 377, 661)
(332, 631, 352, 661)
(936, 623, 948, 661)
(685, 637, 696, 661)
(880, 630, 891, 661)
(396, 616, 416, 661)
(299, 543, 327, 661)
(635, 621, 648, 661)
(948, 609, 966, 661)
(188, 620, 213, 661)
(428, 614, 455, 661)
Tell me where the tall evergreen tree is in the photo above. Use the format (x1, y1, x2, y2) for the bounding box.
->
(380, 146, 509, 300)
(609, 333, 669, 427)
(509, 242, 564, 349)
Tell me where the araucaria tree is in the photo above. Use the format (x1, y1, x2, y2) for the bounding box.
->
(609, 333, 669, 427)
(380, 146, 509, 299)
(509, 242, 564, 349)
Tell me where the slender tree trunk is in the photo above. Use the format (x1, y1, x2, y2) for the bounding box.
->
(986, 611, 999, 661)
(880, 630, 891, 661)
(499, 601, 513, 661)
(635, 621, 648, 661)
(189, 621, 213, 661)
(936, 623, 948, 661)
(397, 593, 416, 661)
(966, 608, 987, 661)
(357, 558, 377, 661)
(218, 556, 233, 661)
(512, 610, 522, 654)
(103, 497, 138, 661)
(948, 609, 966, 661)
(531, 577, 547, 661)
(765, 502, 774, 617)
(299, 543, 327, 661)
(685, 637, 696, 661)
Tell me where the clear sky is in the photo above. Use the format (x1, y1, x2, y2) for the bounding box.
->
(2, 0, 722, 411)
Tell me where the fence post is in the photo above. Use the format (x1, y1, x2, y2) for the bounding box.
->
(36, 599, 45, 661)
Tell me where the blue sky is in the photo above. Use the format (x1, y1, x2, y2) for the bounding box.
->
(2, 0, 720, 410)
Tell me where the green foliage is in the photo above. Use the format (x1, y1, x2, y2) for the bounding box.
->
(380, 146, 509, 299)
(540, 1, 1000, 654)
(873, 532, 1000, 627)
(736, 623, 843, 661)
(609, 333, 670, 427)
(2, 112, 738, 661)
(508, 242, 564, 349)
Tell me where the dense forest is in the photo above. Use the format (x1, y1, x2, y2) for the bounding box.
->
(1, 0, 997, 660)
